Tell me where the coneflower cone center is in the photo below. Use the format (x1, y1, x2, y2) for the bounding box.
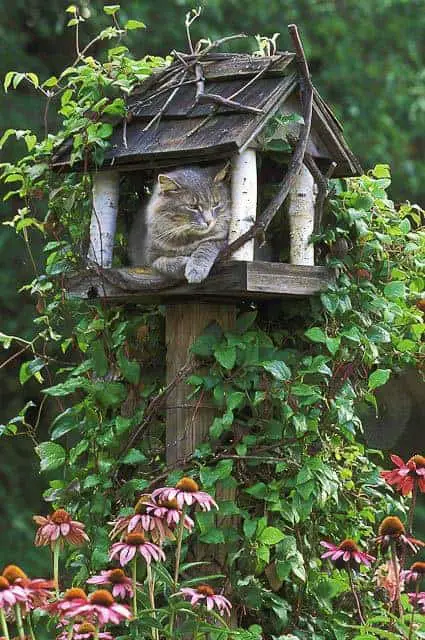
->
(90, 590, 114, 606)
(411, 562, 425, 574)
(108, 569, 126, 584)
(0, 577, 10, 590)
(125, 532, 145, 545)
(379, 516, 406, 537)
(78, 623, 97, 634)
(338, 539, 359, 552)
(65, 587, 87, 601)
(158, 499, 179, 509)
(51, 509, 71, 524)
(2, 564, 27, 583)
(409, 455, 425, 468)
(197, 584, 215, 596)
(134, 497, 149, 515)
(176, 477, 199, 493)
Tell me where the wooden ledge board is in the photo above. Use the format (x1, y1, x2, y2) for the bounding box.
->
(64, 261, 334, 303)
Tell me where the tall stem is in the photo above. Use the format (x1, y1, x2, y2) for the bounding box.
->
(27, 613, 36, 640)
(14, 605, 25, 640)
(0, 609, 10, 640)
(390, 541, 402, 616)
(132, 556, 138, 618)
(402, 480, 418, 571)
(347, 569, 365, 626)
(147, 564, 158, 640)
(174, 507, 187, 588)
(408, 582, 420, 640)
(53, 540, 60, 597)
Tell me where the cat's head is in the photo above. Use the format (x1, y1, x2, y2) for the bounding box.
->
(152, 163, 230, 238)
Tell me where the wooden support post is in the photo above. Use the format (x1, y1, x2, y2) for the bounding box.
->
(288, 164, 315, 265)
(165, 303, 236, 467)
(87, 171, 120, 267)
(229, 149, 257, 261)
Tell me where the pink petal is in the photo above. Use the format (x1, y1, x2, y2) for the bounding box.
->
(391, 455, 405, 468)
(120, 545, 136, 566)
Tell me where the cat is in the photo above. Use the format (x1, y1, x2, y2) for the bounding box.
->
(129, 163, 231, 284)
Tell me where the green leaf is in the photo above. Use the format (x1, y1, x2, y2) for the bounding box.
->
(368, 368, 391, 391)
(19, 357, 45, 384)
(261, 360, 291, 381)
(367, 325, 391, 343)
(305, 327, 326, 343)
(121, 448, 147, 465)
(125, 19, 146, 30)
(326, 336, 341, 355)
(51, 408, 79, 440)
(214, 344, 236, 370)
(43, 377, 87, 397)
(191, 333, 219, 357)
(117, 349, 140, 384)
(199, 529, 225, 544)
(36, 442, 66, 472)
(103, 4, 120, 14)
(372, 163, 391, 179)
(384, 281, 406, 300)
(236, 310, 257, 332)
(258, 526, 285, 546)
(90, 339, 108, 377)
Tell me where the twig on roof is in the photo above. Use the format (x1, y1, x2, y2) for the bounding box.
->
(142, 69, 189, 131)
(197, 92, 264, 114)
(220, 23, 314, 260)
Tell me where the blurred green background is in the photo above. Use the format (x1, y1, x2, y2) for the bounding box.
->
(0, 0, 424, 574)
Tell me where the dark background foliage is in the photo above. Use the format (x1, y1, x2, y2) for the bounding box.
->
(0, 0, 424, 574)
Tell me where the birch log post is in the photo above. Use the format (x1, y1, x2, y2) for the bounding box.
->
(87, 171, 120, 267)
(228, 149, 257, 261)
(288, 164, 315, 265)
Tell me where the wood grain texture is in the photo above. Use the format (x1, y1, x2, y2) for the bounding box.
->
(64, 261, 334, 303)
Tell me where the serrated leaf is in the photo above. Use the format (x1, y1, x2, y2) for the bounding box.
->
(368, 368, 391, 391)
(36, 441, 66, 472)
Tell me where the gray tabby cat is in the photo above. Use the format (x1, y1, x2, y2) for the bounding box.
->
(129, 163, 231, 283)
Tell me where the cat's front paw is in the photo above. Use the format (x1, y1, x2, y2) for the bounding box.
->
(185, 259, 212, 284)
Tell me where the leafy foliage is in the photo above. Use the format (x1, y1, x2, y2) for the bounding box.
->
(0, 5, 424, 639)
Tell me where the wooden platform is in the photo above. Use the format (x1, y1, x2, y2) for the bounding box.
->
(64, 261, 334, 303)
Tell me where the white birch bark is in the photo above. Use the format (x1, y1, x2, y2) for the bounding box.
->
(87, 171, 120, 268)
(229, 149, 257, 261)
(288, 164, 315, 265)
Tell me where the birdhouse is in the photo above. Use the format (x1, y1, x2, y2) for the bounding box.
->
(53, 49, 361, 303)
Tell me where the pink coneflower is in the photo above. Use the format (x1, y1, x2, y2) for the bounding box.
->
(57, 622, 113, 640)
(151, 477, 218, 512)
(45, 588, 88, 618)
(109, 496, 168, 543)
(376, 516, 425, 554)
(33, 509, 89, 547)
(2, 565, 55, 609)
(403, 561, 425, 584)
(408, 591, 425, 611)
(178, 585, 231, 616)
(109, 533, 165, 566)
(320, 539, 375, 569)
(66, 590, 132, 625)
(375, 559, 405, 602)
(87, 569, 133, 600)
(0, 577, 27, 610)
(381, 455, 425, 496)
(146, 498, 194, 532)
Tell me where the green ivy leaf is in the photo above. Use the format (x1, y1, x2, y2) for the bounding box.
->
(214, 344, 236, 370)
(368, 368, 391, 391)
(124, 20, 146, 30)
(383, 281, 406, 300)
(50, 408, 79, 440)
(36, 441, 66, 472)
(117, 349, 140, 384)
(121, 448, 147, 465)
(103, 4, 120, 14)
(199, 529, 225, 544)
(305, 327, 327, 343)
(236, 311, 257, 332)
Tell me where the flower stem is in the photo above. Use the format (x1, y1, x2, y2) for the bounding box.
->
(147, 563, 158, 640)
(390, 540, 402, 616)
(347, 569, 365, 626)
(0, 609, 10, 640)
(14, 605, 25, 640)
(174, 506, 187, 589)
(94, 624, 99, 640)
(132, 556, 138, 618)
(27, 613, 36, 640)
(53, 540, 60, 596)
(408, 582, 420, 640)
(408, 480, 418, 535)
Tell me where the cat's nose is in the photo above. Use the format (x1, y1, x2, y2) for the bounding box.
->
(202, 210, 214, 226)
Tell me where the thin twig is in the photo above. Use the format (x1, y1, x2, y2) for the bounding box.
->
(0, 344, 31, 370)
(303, 151, 337, 233)
(227, 56, 278, 101)
(197, 92, 264, 114)
(220, 24, 314, 260)
(143, 70, 188, 131)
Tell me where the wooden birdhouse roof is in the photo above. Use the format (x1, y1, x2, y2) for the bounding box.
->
(52, 52, 361, 178)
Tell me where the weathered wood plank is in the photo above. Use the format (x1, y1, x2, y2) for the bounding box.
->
(64, 261, 334, 302)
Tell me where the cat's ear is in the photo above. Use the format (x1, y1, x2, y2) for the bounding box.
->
(213, 162, 231, 183)
(158, 174, 181, 192)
